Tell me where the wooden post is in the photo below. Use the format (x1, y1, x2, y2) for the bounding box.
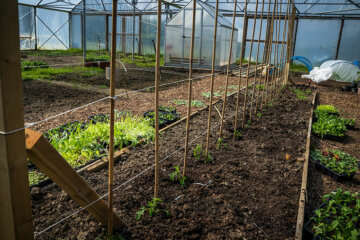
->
(284, 2, 296, 85)
(249, 0, 265, 121)
(154, 0, 161, 198)
(183, 0, 196, 177)
(233, 0, 248, 136)
(269, 0, 280, 102)
(205, 0, 220, 155)
(0, 1, 34, 239)
(25, 130, 126, 230)
(219, 0, 237, 139)
(105, 15, 109, 51)
(108, 0, 118, 236)
(240, 16, 248, 62)
(241, 0, 259, 128)
(255, 0, 272, 114)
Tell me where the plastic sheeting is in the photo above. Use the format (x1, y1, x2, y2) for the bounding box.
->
(302, 60, 360, 83)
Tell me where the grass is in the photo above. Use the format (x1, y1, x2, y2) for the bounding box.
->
(22, 66, 104, 81)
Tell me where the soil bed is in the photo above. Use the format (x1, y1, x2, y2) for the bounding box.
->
(31, 86, 312, 239)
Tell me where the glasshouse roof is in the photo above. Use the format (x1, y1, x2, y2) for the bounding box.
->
(18, 0, 360, 17)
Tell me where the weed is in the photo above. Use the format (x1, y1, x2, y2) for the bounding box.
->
(136, 198, 170, 220)
(169, 165, 187, 186)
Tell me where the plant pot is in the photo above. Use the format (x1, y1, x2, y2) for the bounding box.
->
(312, 159, 356, 181)
(98, 61, 110, 69)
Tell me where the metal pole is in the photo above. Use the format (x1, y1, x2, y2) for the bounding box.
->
(219, 0, 237, 139)
(34, 7, 37, 50)
(108, 0, 117, 236)
(82, 0, 86, 63)
(205, 0, 220, 156)
(132, 1, 136, 62)
(154, 0, 161, 199)
(183, 0, 196, 177)
(335, 17, 344, 60)
(233, 0, 248, 136)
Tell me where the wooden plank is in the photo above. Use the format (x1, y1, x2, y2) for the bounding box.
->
(0, 0, 34, 239)
(25, 129, 127, 230)
(295, 91, 317, 239)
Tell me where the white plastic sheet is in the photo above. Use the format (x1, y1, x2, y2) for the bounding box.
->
(302, 60, 360, 83)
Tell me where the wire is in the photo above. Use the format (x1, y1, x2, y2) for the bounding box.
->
(34, 86, 250, 237)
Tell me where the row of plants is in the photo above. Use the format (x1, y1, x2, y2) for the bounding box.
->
(172, 99, 206, 108)
(144, 106, 180, 128)
(21, 59, 48, 71)
(29, 113, 155, 186)
(304, 189, 360, 239)
(310, 149, 359, 181)
(312, 105, 356, 139)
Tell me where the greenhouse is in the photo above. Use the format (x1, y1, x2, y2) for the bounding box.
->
(1, 0, 360, 240)
(164, 0, 238, 68)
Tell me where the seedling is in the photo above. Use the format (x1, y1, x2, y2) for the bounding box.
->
(256, 84, 264, 91)
(172, 99, 206, 108)
(314, 105, 339, 118)
(216, 138, 228, 150)
(169, 165, 187, 186)
(267, 102, 273, 108)
(257, 113, 262, 118)
(234, 130, 243, 140)
(205, 153, 213, 164)
(193, 144, 203, 160)
(136, 198, 170, 220)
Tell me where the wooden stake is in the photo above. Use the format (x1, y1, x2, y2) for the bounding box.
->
(241, 0, 259, 128)
(205, 0, 220, 155)
(249, 0, 265, 121)
(233, 0, 248, 136)
(25, 130, 127, 230)
(183, 0, 196, 177)
(154, 0, 161, 198)
(108, 0, 117, 236)
(255, 0, 272, 114)
(0, 1, 34, 239)
(219, 0, 237, 139)
(262, 0, 277, 110)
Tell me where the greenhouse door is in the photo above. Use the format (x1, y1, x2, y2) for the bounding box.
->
(182, 9, 202, 65)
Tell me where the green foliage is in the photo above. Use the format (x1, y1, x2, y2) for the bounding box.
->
(292, 89, 308, 101)
(267, 102, 273, 108)
(22, 66, 103, 81)
(21, 60, 48, 71)
(205, 153, 213, 164)
(311, 149, 359, 176)
(216, 138, 228, 150)
(136, 198, 170, 220)
(201, 91, 223, 98)
(144, 107, 180, 127)
(312, 115, 347, 138)
(314, 105, 339, 118)
(256, 84, 264, 91)
(169, 165, 186, 186)
(28, 171, 47, 185)
(193, 144, 203, 160)
(172, 99, 206, 108)
(312, 105, 356, 138)
(86, 54, 110, 62)
(228, 85, 239, 90)
(290, 63, 309, 73)
(257, 113, 262, 118)
(310, 189, 360, 239)
(234, 130, 243, 140)
(47, 114, 154, 169)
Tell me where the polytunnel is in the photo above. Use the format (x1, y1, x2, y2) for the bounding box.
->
(164, 0, 238, 68)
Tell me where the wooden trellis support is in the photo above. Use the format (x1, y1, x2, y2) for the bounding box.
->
(25, 129, 127, 230)
(0, 1, 34, 239)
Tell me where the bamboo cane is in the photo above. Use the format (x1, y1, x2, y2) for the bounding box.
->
(233, 0, 248, 136)
(154, 0, 161, 198)
(249, 0, 265, 121)
(219, 0, 238, 139)
(183, 0, 196, 177)
(255, 0, 272, 114)
(205, 0, 220, 156)
(241, 0, 259, 128)
(269, 0, 280, 103)
(108, 0, 117, 236)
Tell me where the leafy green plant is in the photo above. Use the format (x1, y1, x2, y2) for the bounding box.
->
(28, 171, 47, 185)
(292, 89, 307, 101)
(311, 149, 359, 176)
(310, 189, 360, 239)
(205, 153, 213, 164)
(312, 114, 347, 138)
(193, 144, 203, 160)
(136, 198, 170, 220)
(257, 113, 262, 118)
(256, 84, 264, 91)
(234, 130, 243, 140)
(169, 165, 186, 186)
(314, 105, 339, 118)
(21, 59, 48, 71)
(216, 138, 228, 150)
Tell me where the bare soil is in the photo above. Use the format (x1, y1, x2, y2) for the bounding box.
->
(31, 86, 313, 240)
